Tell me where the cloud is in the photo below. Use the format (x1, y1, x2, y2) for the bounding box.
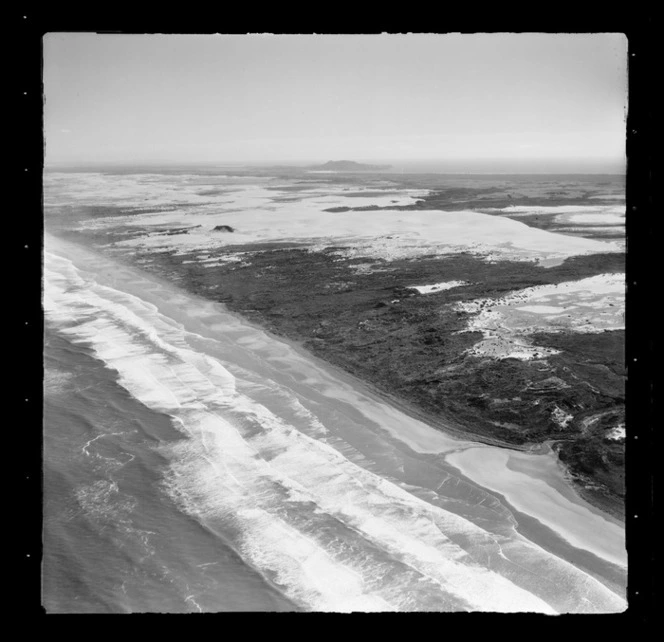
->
(60, 129, 72, 134)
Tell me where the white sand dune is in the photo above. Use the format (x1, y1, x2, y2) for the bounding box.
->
(497, 204, 625, 216)
(562, 213, 625, 225)
(492, 204, 625, 228)
(45, 173, 621, 267)
(455, 273, 625, 360)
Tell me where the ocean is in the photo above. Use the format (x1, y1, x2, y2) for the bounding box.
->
(44, 326, 297, 613)
(42, 233, 626, 613)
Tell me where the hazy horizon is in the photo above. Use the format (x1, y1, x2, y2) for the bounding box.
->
(43, 157, 626, 175)
(44, 33, 628, 171)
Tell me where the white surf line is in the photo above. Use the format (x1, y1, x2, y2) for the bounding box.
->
(81, 432, 127, 456)
(184, 594, 203, 613)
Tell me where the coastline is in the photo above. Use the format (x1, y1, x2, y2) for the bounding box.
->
(48, 224, 626, 523)
(180, 258, 625, 522)
(45, 232, 627, 607)
(217, 301, 626, 526)
(46, 230, 624, 529)
(235, 310, 627, 573)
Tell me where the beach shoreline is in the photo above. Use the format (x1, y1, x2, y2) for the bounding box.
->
(44, 231, 627, 610)
(45, 230, 625, 531)
(131, 241, 625, 521)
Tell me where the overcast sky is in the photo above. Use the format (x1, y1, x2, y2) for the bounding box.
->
(43, 33, 628, 170)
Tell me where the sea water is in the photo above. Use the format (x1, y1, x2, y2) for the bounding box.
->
(44, 327, 297, 613)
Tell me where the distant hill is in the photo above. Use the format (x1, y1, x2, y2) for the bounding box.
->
(308, 160, 392, 172)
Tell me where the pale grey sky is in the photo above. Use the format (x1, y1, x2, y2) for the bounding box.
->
(43, 33, 628, 169)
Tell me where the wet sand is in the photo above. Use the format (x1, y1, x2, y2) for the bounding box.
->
(446, 447, 625, 567)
